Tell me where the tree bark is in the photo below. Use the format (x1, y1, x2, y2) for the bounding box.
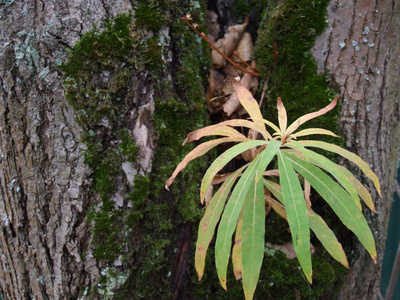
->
(313, 1, 400, 298)
(0, 1, 135, 298)
(0, 0, 399, 299)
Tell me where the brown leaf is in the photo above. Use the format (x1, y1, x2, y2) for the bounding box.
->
(231, 33, 253, 63)
(285, 96, 339, 136)
(223, 72, 254, 116)
(210, 17, 249, 66)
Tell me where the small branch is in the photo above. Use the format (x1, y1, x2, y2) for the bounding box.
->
(233, 51, 260, 72)
(182, 17, 259, 77)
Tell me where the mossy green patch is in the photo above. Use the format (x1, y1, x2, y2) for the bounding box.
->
(63, 2, 215, 298)
(255, 0, 341, 147)
(256, 247, 346, 299)
(61, 14, 140, 269)
(134, 4, 164, 32)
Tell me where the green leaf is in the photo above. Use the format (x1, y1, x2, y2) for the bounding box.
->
(277, 150, 312, 283)
(298, 140, 381, 196)
(195, 165, 247, 280)
(263, 179, 283, 202)
(215, 152, 264, 290)
(255, 140, 281, 182)
(166, 137, 247, 189)
(286, 143, 362, 210)
(200, 140, 268, 204)
(336, 164, 376, 212)
(242, 176, 265, 300)
(263, 180, 349, 269)
(309, 211, 349, 268)
(285, 152, 377, 262)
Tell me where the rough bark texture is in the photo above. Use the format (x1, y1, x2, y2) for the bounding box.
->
(0, 0, 399, 299)
(0, 1, 135, 298)
(313, 0, 400, 298)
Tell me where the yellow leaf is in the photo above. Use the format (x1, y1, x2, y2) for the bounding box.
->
(232, 80, 266, 135)
(291, 128, 339, 139)
(285, 96, 338, 136)
(277, 97, 287, 133)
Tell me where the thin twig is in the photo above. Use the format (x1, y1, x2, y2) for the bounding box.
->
(182, 17, 259, 77)
(233, 51, 260, 72)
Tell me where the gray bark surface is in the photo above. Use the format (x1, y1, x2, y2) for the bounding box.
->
(0, 1, 135, 298)
(313, 0, 400, 298)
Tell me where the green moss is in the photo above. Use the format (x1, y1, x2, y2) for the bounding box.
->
(255, 0, 341, 147)
(234, 0, 269, 22)
(134, 4, 164, 32)
(62, 1, 217, 298)
(255, 248, 346, 300)
(62, 14, 140, 271)
(62, 14, 135, 129)
(142, 36, 164, 71)
(87, 202, 124, 262)
(119, 129, 138, 163)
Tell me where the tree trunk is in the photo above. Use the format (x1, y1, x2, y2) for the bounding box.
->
(0, 0, 111, 298)
(313, 1, 400, 298)
(0, 0, 399, 299)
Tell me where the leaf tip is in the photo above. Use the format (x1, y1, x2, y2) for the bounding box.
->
(372, 254, 377, 264)
(165, 179, 173, 191)
(220, 279, 227, 291)
(307, 273, 313, 284)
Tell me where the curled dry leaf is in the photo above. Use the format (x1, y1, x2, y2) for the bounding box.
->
(211, 17, 249, 67)
(231, 33, 253, 63)
(223, 71, 254, 117)
(205, 184, 214, 206)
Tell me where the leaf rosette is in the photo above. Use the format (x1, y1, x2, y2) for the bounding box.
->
(165, 79, 381, 300)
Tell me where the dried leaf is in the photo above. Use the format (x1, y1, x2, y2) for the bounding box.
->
(211, 17, 249, 66)
(231, 33, 254, 63)
(285, 96, 338, 136)
(277, 97, 287, 133)
(232, 80, 266, 135)
(223, 72, 254, 117)
(232, 208, 244, 280)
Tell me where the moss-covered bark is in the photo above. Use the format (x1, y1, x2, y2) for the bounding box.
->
(61, 1, 216, 298)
